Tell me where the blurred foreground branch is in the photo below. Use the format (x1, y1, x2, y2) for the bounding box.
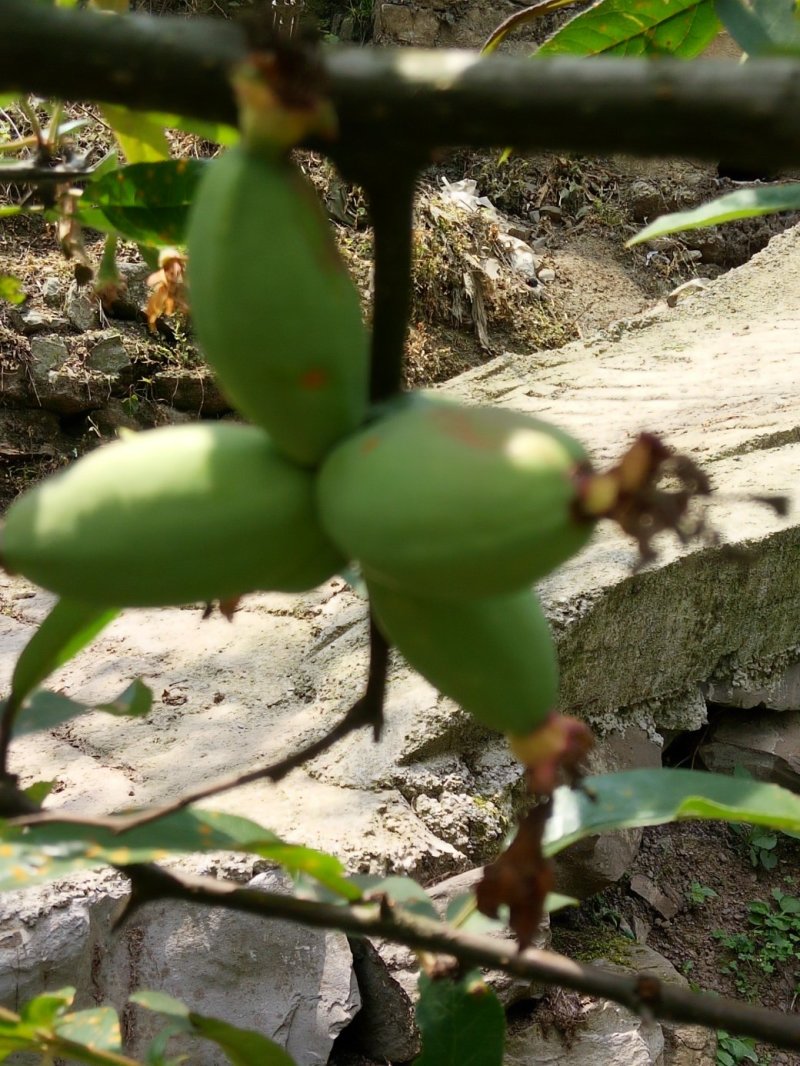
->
(118, 862, 800, 1052)
(2, 1, 800, 167)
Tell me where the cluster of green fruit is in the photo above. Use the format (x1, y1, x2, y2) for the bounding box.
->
(0, 135, 645, 743)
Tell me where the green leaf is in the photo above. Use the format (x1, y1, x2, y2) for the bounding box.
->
(55, 1006, 122, 1053)
(189, 1016, 295, 1066)
(146, 113, 239, 147)
(79, 159, 205, 246)
(12, 680, 153, 738)
(10, 599, 118, 711)
(414, 972, 505, 1066)
(0, 275, 25, 304)
(0, 808, 360, 898)
(716, 0, 800, 55)
(0, 95, 20, 108)
(131, 991, 190, 1020)
(627, 183, 800, 245)
(24, 780, 55, 805)
(538, 0, 719, 57)
(545, 892, 579, 914)
(103, 105, 171, 164)
(545, 768, 800, 857)
(20, 988, 74, 1027)
(97, 679, 153, 718)
(353, 874, 440, 920)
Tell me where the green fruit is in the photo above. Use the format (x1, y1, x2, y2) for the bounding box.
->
(368, 580, 558, 735)
(2, 423, 345, 608)
(187, 146, 369, 467)
(318, 398, 594, 598)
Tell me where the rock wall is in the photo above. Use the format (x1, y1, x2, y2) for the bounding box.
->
(2, 213, 799, 1064)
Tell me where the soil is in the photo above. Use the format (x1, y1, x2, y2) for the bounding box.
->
(550, 820, 800, 1065)
(3, 101, 800, 1063)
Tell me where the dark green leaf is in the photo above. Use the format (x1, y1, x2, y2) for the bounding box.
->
(189, 1015, 295, 1066)
(716, 0, 800, 54)
(627, 183, 800, 245)
(545, 768, 800, 857)
(10, 599, 118, 710)
(538, 0, 719, 57)
(79, 159, 205, 246)
(414, 972, 505, 1066)
(0, 275, 25, 304)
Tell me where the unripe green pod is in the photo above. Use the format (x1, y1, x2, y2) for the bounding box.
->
(368, 580, 558, 735)
(318, 398, 594, 598)
(187, 146, 369, 467)
(2, 424, 345, 608)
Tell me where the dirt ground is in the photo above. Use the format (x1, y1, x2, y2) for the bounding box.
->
(2, 114, 800, 1061)
(548, 821, 800, 1065)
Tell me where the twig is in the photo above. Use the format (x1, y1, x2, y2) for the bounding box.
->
(11, 612, 389, 833)
(0, 163, 98, 183)
(113, 862, 800, 1052)
(3, 2, 800, 167)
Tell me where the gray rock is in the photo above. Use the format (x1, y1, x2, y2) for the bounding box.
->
(0, 408, 69, 459)
(32, 371, 111, 415)
(504, 945, 711, 1065)
(151, 368, 231, 415)
(699, 710, 800, 790)
(65, 282, 100, 331)
(552, 727, 661, 899)
(29, 335, 69, 381)
(116, 261, 153, 315)
(345, 937, 420, 1062)
(628, 180, 664, 222)
(41, 275, 65, 309)
(375, 2, 439, 44)
(504, 997, 664, 1065)
(9, 307, 69, 335)
(0, 868, 359, 1066)
(704, 660, 800, 711)
(86, 330, 130, 374)
(630, 874, 680, 920)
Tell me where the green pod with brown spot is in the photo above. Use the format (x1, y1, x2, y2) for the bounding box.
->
(369, 580, 558, 735)
(317, 398, 594, 598)
(2, 423, 345, 608)
(187, 146, 369, 467)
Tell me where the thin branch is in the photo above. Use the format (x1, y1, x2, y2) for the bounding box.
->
(115, 863, 800, 1052)
(3, 2, 800, 167)
(12, 612, 389, 833)
(0, 163, 100, 183)
(0, 696, 24, 784)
